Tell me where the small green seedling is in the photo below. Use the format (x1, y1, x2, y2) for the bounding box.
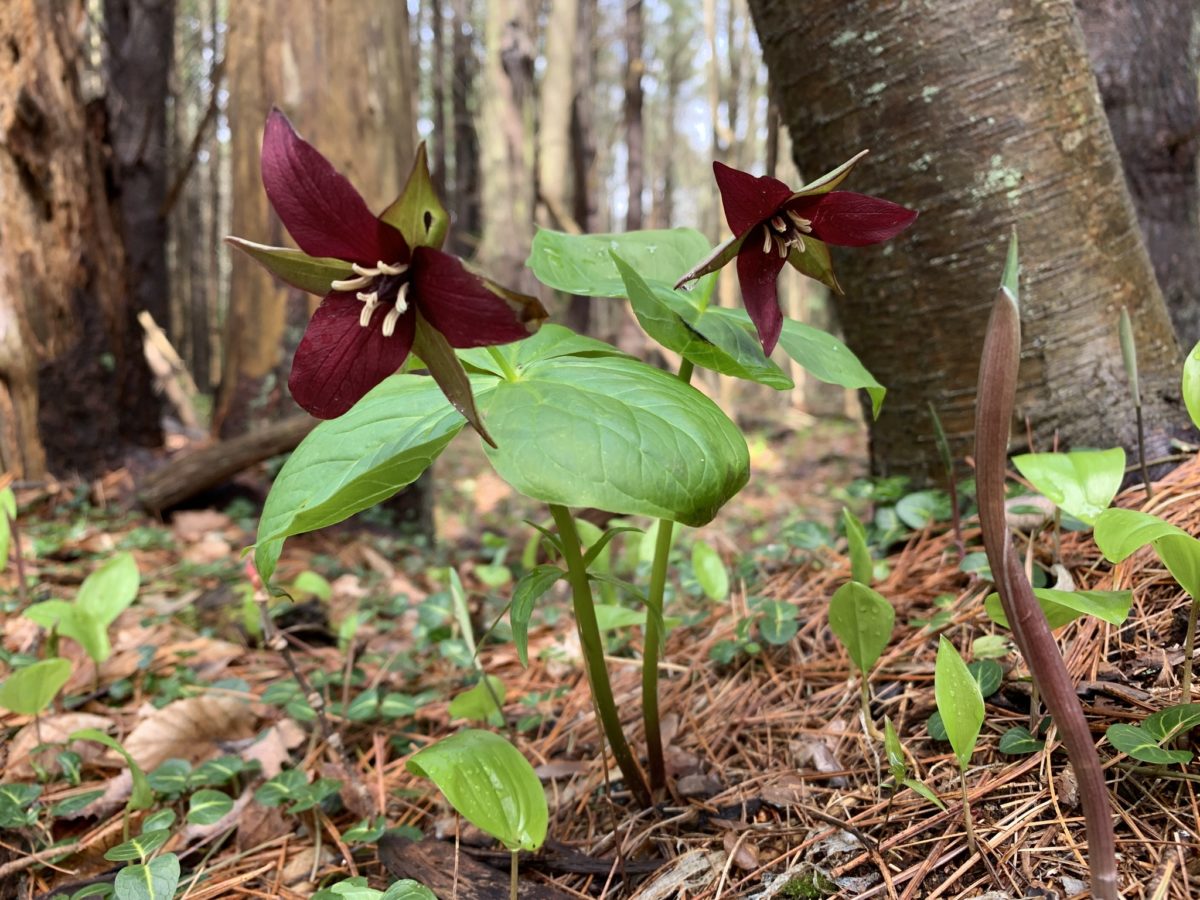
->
(842, 508, 873, 585)
(1012, 448, 1126, 527)
(882, 717, 944, 817)
(1106, 703, 1200, 765)
(1095, 507, 1200, 701)
(0, 657, 71, 716)
(24, 552, 140, 664)
(828, 581, 894, 736)
(408, 729, 547, 900)
(934, 636, 985, 857)
(1182, 339, 1200, 435)
(448, 675, 507, 725)
(312, 878, 436, 900)
(691, 540, 730, 602)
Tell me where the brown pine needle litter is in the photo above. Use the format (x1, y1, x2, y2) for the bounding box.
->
(5, 455, 1200, 898)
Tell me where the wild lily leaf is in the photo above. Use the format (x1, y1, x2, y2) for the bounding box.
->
(934, 636, 984, 769)
(902, 777, 946, 810)
(984, 588, 1132, 630)
(407, 729, 548, 852)
(842, 508, 873, 585)
(0, 658, 71, 716)
(828, 582, 894, 674)
(448, 676, 506, 724)
(1094, 508, 1200, 598)
(1011, 449, 1125, 525)
(510, 566, 563, 667)
(692, 541, 730, 602)
(460, 324, 628, 376)
(1106, 723, 1192, 765)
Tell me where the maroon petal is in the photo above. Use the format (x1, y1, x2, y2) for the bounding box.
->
(411, 247, 546, 348)
(713, 161, 794, 237)
(261, 109, 408, 265)
(289, 292, 415, 418)
(791, 191, 918, 247)
(736, 237, 788, 356)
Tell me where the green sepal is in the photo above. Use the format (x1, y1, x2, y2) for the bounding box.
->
(787, 149, 870, 200)
(380, 142, 450, 250)
(412, 315, 495, 447)
(225, 237, 350, 295)
(787, 237, 842, 295)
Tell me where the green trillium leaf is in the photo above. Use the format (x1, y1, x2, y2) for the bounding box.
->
(254, 374, 473, 584)
(1011, 448, 1125, 525)
(407, 729, 548, 852)
(984, 588, 1132, 630)
(459, 324, 628, 376)
(380, 143, 450, 250)
(934, 636, 984, 769)
(483, 356, 748, 527)
(225, 238, 351, 295)
(1094, 508, 1200, 598)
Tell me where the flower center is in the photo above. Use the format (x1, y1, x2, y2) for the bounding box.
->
(330, 261, 411, 337)
(761, 209, 813, 258)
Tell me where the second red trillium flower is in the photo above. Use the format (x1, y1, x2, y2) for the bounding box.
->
(676, 151, 917, 356)
(228, 109, 546, 433)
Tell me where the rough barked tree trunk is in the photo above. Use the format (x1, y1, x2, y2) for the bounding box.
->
(450, 0, 481, 251)
(1077, 0, 1200, 349)
(217, 0, 417, 437)
(0, 0, 160, 477)
(747, 0, 1187, 481)
(537, 0, 578, 232)
(566, 0, 597, 334)
(623, 0, 645, 230)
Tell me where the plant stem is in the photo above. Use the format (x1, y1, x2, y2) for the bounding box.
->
(958, 769, 978, 858)
(1182, 597, 1200, 704)
(486, 345, 520, 382)
(510, 850, 519, 900)
(1135, 405, 1152, 500)
(640, 358, 694, 797)
(548, 504, 651, 806)
(859, 677, 881, 740)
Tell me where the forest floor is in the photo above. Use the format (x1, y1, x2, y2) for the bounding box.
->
(2, 417, 1198, 900)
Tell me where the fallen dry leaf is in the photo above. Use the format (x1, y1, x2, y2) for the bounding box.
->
(121, 695, 255, 771)
(722, 830, 760, 870)
(236, 801, 291, 852)
(182, 534, 233, 566)
(242, 719, 305, 778)
(171, 510, 233, 543)
(5, 712, 112, 779)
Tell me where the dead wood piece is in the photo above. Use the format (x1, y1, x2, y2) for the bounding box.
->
(378, 834, 574, 899)
(136, 414, 315, 512)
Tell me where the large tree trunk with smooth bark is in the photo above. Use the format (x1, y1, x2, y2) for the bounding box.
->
(1077, 0, 1200, 349)
(0, 0, 161, 478)
(747, 0, 1188, 482)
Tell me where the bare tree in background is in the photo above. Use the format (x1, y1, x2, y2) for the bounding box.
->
(624, 0, 645, 230)
(451, 0, 481, 247)
(746, 0, 1188, 481)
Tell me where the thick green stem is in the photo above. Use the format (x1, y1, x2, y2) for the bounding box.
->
(641, 358, 694, 797)
(549, 504, 651, 806)
(486, 345, 520, 382)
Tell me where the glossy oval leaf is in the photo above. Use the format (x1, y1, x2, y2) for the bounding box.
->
(828, 582, 894, 674)
(998, 726, 1045, 755)
(1094, 509, 1200, 597)
(448, 676, 506, 725)
(1184, 339, 1200, 431)
(1106, 723, 1192, 765)
(692, 541, 730, 602)
(934, 636, 984, 769)
(984, 588, 1132, 630)
(1011, 448, 1125, 525)
(407, 729, 547, 852)
(77, 552, 140, 624)
(104, 828, 170, 862)
(0, 658, 71, 716)
(112, 854, 181, 900)
(255, 375, 473, 583)
(187, 789, 234, 826)
(842, 508, 873, 585)
(967, 660, 1003, 698)
(483, 356, 748, 527)
(1142, 703, 1200, 743)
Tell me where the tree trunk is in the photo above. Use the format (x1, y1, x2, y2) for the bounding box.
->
(623, 0, 644, 230)
(0, 0, 161, 477)
(565, 0, 597, 334)
(747, 0, 1187, 482)
(537, 0, 578, 231)
(430, 0, 447, 194)
(450, 0, 481, 249)
(216, 0, 417, 437)
(477, 0, 535, 289)
(1076, 0, 1200, 349)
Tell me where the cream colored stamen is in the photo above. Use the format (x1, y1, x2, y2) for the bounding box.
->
(394, 282, 410, 316)
(786, 209, 813, 233)
(377, 260, 408, 276)
(762, 225, 773, 255)
(352, 262, 382, 277)
(770, 215, 787, 233)
(382, 305, 402, 337)
(331, 274, 373, 292)
(774, 235, 788, 258)
(356, 290, 380, 327)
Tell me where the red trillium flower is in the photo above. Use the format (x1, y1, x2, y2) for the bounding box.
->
(229, 109, 546, 425)
(676, 151, 917, 355)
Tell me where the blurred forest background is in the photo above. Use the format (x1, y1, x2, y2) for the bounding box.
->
(1, 0, 1198, 504)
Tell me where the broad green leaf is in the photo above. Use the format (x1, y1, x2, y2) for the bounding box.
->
(971, 634, 1009, 659)
(528, 227, 719, 306)
(613, 254, 792, 389)
(77, 552, 139, 625)
(895, 490, 951, 530)
(140, 810, 175, 834)
(1184, 339, 1200, 431)
(483, 356, 748, 527)
(967, 660, 1003, 698)
(984, 588, 1132, 630)
(692, 541, 730, 602)
(1142, 703, 1200, 743)
(934, 637, 984, 769)
(189, 756, 253, 789)
(998, 726, 1045, 755)
(510, 566, 562, 667)
(1095, 509, 1200, 597)
(592, 604, 646, 631)
(312, 877, 382, 900)
(147, 759, 191, 795)
(902, 778, 947, 810)
(1011, 449, 1125, 525)
(112, 853, 180, 900)
(0, 783, 41, 828)
(756, 599, 799, 644)
(459, 324, 628, 376)
(379, 143, 450, 250)
(1106, 723, 1192, 765)
(285, 777, 341, 813)
(381, 881, 437, 900)
(828, 582, 894, 674)
(70, 728, 153, 811)
(380, 692, 422, 719)
(104, 828, 170, 862)
(292, 571, 332, 601)
(448, 676, 506, 724)
(407, 729, 547, 852)
(255, 375, 472, 583)
(841, 508, 873, 586)
(225, 238, 350, 295)
(24, 602, 110, 664)
(883, 717, 906, 781)
(253, 769, 308, 807)
(51, 790, 104, 818)
(0, 658, 71, 716)
(343, 688, 379, 722)
(187, 789, 233, 826)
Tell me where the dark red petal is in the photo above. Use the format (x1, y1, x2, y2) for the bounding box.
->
(790, 191, 918, 247)
(261, 109, 408, 265)
(289, 292, 415, 418)
(411, 247, 544, 348)
(713, 161, 795, 237)
(736, 235, 788, 356)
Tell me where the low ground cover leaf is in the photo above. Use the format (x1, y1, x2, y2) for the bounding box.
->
(1012, 448, 1125, 525)
(187, 789, 234, 825)
(934, 637, 984, 769)
(0, 658, 71, 716)
(692, 541, 730, 601)
(112, 853, 180, 900)
(998, 726, 1046, 755)
(895, 490, 951, 530)
(1142, 703, 1200, 743)
(448, 676, 506, 724)
(1106, 723, 1192, 765)
(984, 588, 1132, 630)
(828, 582, 894, 673)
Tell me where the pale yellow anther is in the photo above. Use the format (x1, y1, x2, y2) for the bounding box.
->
(775, 235, 788, 259)
(762, 226, 773, 255)
(331, 274, 372, 292)
(382, 305, 403, 337)
(376, 260, 408, 276)
(352, 262, 381, 277)
(356, 291, 380, 327)
(771, 215, 787, 233)
(394, 282, 410, 316)
(786, 209, 813, 232)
